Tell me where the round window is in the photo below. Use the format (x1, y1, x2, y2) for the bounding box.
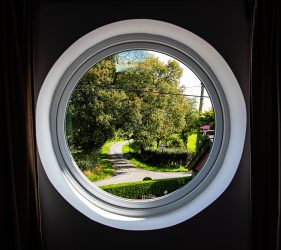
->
(36, 20, 246, 230)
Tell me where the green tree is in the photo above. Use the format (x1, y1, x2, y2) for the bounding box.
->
(66, 55, 121, 153)
(66, 51, 198, 157)
(117, 57, 193, 150)
(180, 99, 199, 146)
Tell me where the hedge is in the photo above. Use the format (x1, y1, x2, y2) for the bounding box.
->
(135, 148, 192, 168)
(100, 176, 192, 199)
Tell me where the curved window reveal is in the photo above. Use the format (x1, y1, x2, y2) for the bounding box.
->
(36, 20, 246, 230)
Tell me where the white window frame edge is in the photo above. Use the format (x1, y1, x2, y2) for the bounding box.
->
(36, 19, 247, 230)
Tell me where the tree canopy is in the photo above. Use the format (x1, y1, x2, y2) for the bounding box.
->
(66, 51, 210, 155)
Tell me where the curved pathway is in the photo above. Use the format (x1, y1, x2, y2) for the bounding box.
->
(94, 141, 190, 186)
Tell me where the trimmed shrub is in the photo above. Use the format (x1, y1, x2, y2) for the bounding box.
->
(124, 141, 193, 169)
(138, 148, 192, 168)
(100, 176, 192, 199)
(164, 134, 185, 148)
(143, 177, 152, 181)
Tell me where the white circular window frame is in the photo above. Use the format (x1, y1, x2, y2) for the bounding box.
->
(36, 19, 246, 230)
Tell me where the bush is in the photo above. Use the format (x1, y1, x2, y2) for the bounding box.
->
(71, 139, 119, 181)
(100, 176, 192, 199)
(143, 177, 152, 181)
(164, 134, 185, 148)
(123, 141, 192, 172)
(71, 150, 100, 171)
(138, 148, 192, 168)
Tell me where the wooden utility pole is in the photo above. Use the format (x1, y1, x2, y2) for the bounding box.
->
(196, 83, 205, 150)
(199, 83, 204, 114)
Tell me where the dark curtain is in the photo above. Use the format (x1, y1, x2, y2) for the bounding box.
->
(250, 0, 281, 250)
(0, 0, 42, 249)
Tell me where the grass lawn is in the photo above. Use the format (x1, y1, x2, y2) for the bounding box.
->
(83, 139, 121, 182)
(122, 142, 190, 173)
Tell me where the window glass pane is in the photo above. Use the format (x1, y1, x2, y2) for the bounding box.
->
(65, 50, 215, 200)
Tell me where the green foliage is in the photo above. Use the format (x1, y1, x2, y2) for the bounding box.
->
(73, 139, 121, 182)
(187, 134, 197, 153)
(100, 176, 192, 199)
(180, 100, 199, 145)
(138, 148, 191, 168)
(118, 57, 192, 149)
(197, 109, 215, 129)
(84, 162, 114, 182)
(196, 109, 215, 149)
(70, 149, 100, 171)
(164, 134, 185, 148)
(66, 55, 120, 153)
(123, 141, 191, 172)
(66, 50, 201, 172)
(100, 139, 122, 156)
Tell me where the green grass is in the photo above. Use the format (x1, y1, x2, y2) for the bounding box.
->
(122, 142, 189, 172)
(100, 176, 192, 199)
(187, 134, 197, 153)
(83, 139, 122, 182)
(100, 140, 121, 155)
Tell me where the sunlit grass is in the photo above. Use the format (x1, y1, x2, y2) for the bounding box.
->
(187, 134, 197, 153)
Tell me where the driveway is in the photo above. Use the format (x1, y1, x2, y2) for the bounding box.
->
(94, 141, 190, 186)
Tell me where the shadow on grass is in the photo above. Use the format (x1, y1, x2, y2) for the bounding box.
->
(123, 152, 189, 172)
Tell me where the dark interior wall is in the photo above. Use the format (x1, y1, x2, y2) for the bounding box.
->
(34, 1, 251, 249)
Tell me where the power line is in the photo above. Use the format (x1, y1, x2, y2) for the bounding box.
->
(181, 85, 204, 88)
(74, 86, 211, 98)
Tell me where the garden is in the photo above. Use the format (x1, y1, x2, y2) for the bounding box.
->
(66, 50, 215, 199)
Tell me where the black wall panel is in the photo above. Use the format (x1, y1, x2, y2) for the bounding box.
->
(34, 1, 251, 249)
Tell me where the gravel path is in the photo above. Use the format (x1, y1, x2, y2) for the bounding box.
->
(94, 141, 190, 186)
